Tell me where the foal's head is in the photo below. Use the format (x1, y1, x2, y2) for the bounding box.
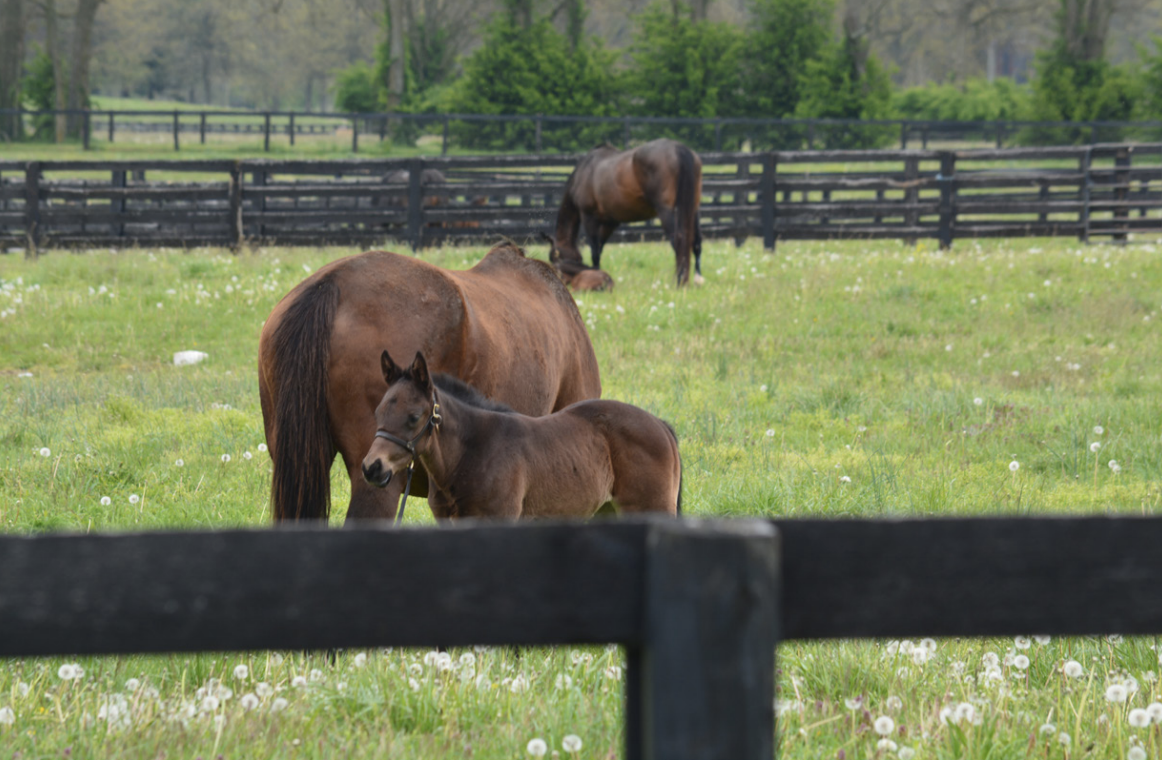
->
(540, 232, 614, 292)
(361, 350, 440, 489)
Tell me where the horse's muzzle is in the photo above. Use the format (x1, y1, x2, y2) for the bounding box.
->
(362, 459, 393, 488)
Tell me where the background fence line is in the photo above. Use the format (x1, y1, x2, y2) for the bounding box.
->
(2, 143, 1159, 255)
(5, 108, 1162, 153)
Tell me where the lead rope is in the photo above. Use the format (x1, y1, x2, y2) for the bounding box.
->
(395, 463, 416, 526)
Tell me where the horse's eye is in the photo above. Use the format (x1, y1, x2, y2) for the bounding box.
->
(407, 413, 421, 426)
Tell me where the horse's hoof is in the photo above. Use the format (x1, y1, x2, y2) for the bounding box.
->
(693, 273, 705, 286)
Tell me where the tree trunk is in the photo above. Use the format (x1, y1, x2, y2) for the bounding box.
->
(0, 0, 25, 140)
(386, 0, 405, 111)
(44, 0, 66, 143)
(65, 0, 104, 139)
(1059, 0, 1114, 62)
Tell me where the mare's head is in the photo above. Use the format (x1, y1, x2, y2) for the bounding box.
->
(540, 233, 614, 292)
(361, 350, 440, 489)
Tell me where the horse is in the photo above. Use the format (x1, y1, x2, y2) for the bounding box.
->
(258, 241, 602, 523)
(550, 138, 704, 286)
(540, 232, 615, 292)
(361, 350, 682, 519)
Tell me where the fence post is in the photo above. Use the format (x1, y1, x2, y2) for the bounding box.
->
(442, 116, 449, 156)
(535, 115, 543, 154)
(407, 157, 424, 251)
(903, 156, 920, 245)
(760, 152, 776, 252)
(288, 113, 295, 147)
(82, 112, 91, 150)
(200, 113, 207, 145)
(1079, 148, 1092, 243)
(937, 152, 955, 250)
(1113, 146, 1130, 243)
(624, 520, 778, 760)
(264, 113, 271, 152)
(24, 162, 41, 258)
(352, 118, 359, 153)
(899, 121, 907, 149)
(229, 162, 244, 251)
(108, 113, 114, 143)
(170, 111, 179, 151)
(111, 169, 126, 239)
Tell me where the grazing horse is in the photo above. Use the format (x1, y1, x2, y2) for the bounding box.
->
(551, 138, 703, 286)
(540, 232, 615, 292)
(362, 351, 682, 519)
(258, 242, 602, 523)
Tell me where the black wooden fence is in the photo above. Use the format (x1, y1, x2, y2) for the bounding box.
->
(5, 515, 1162, 759)
(2, 143, 1159, 255)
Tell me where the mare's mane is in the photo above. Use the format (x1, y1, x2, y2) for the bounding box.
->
(433, 373, 516, 414)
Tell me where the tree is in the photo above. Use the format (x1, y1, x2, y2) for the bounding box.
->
(0, 0, 25, 140)
(623, 2, 741, 147)
(445, 16, 622, 150)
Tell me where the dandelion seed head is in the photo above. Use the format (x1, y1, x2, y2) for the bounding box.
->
(1094, 426, 1104, 435)
(240, 693, 259, 710)
(221, 454, 231, 463)
(1014, 636, 1031, 649)
(270, 697, 288, 713)
(898, 748, 915, 760)
(1129, 747, 1148, 760)
(258, 443, 268, 452)
(562, 735, 583, 753)
(100, 496, 111, 506)
(38, 447, 50, 457)
(874, 715, 895, 736)
(233, 664, 249, 680)
(0, 707, 14, 725)
(527, 738, 548, 757)
(291, 675, 307, 688)
(1009, 460, 1020, 472)
(1090, 442, 1101, 452)
(1013, 655, 1030, 670)
(1129, 708, 1150, 728)
(353, 653, 368, 668)
(1063, 660, 1083, 678)
(1106, 683, 1129, 703)
(973, 397, 983, 406)
(129, 494, 140, 505)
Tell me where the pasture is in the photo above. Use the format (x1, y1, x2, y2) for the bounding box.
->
(1, 236, 1161, 758)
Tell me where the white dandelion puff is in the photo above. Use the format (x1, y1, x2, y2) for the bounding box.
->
(221, 454, 231, 463)
(1013, 655, 1030, 670)
(38, 447, 50, 457)
(1009, 460, 1020, 472)
(1063, 660, 1083, 678)
(129, 494, 140, 505)
(555, 674, 573, 690)
(1014, 636, 1031, 649)
(1129, 747, 1148, 760)
(839, 475, 852, 484)
(100, 496, 111, 506)
(243, 451, 253, 461)
(258, 443, 268, 452)
(765, 429, 775, 437)
(1090, 442, 1101, 453)
(270, 697, 288, 713)
(174, 458, 184, 467)
(353, 653, 367, 668)
(1094, 426, 1104, 435)
(291, 675, 307, 688)
(527, 738, 548, 757)
(255, 682, 273, 698)
(1034, 635, 1051, 645)
(240, 693, 259, 711)
(898, 748, 915, 760)
(0, 707, 14, 725)
(233, 664, 249, 680)
(874, 715, 895, 736)
(1106, 684, 1129, 703)
(973, 397, 983, 406)
(562, 735, 583, 753)
(1129, 709, 1150, 728)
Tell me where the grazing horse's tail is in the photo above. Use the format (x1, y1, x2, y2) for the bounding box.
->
(264, 276, 339, 521)
(673, 144, 701, 285)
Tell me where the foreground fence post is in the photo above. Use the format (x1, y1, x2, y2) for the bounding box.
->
(172, 111, 180, 151)
(625, 520, 778, 760)
(229, 162, 244, 251)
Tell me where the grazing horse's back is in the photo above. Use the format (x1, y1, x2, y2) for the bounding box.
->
(258, 243, 601, 523)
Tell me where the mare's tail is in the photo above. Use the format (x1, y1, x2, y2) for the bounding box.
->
(664, 420, 683, 517)
(673, 144, 701, 285)
(264, 277, 339, 521)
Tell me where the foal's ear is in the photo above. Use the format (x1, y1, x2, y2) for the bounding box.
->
(381, 349, 404, 385)
(409, 351, 433, 393)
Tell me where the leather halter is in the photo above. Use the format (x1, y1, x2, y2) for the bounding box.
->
(373, 395, 441, 525)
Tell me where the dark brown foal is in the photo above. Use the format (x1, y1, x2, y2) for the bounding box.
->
(361, 350, 681, 520)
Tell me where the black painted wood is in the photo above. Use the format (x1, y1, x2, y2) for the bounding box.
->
(777, 516, 1162, 640)
(0, 521, 656, 656)
(628, 520, 778, 760)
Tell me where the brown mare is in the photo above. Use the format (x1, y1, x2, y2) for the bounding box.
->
(362, 351, 682, 519)
(551, 138, 703, 286)
(540, 232, 615, 292)
(258, 242, 602, 523)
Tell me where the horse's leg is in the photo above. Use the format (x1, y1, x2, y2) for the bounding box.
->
(583, 216, 603, 268)
(657, 208, 691, 285)
(692, 217, 705, 285)
(590, 221, 618, 270)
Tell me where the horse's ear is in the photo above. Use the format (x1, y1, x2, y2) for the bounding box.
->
(409, 351, 433, 393)
(381, 350, 403, 385)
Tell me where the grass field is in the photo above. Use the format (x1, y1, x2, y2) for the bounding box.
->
(1, 236, 1161, 758)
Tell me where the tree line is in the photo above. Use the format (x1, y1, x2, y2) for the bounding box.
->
(2, 0, 1161, 148)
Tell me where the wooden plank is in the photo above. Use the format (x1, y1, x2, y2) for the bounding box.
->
(778, 516, 1162, 639)
(247, 210, 407, 224)
(40, 160, 234, 173)
(41, 210, 232, 225)
(0, 521, 654, 656)
(44, 186, 227, 201)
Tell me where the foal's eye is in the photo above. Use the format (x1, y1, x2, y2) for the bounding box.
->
(407, 413, 421, 426)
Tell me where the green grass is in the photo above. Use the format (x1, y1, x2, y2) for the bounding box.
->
(2, 236, 1162, 757)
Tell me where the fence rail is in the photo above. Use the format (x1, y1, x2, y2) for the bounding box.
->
(5, 108, 1162, 153)
(5, 515, 1162, 758)
(2, 143, 1160, 255)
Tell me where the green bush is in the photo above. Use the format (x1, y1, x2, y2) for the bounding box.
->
(794, 38, 895, 148)
(892, 77, 1031, 123)
(445, 17, 623, 152)
(1019, 53, 1140, 145)
(21, 48, 57, 141)
(621, 3, 742, 150)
